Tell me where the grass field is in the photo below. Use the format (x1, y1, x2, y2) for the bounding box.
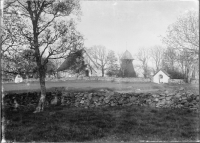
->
(3, 80, 199, 94)
(4, 105, 199, 142)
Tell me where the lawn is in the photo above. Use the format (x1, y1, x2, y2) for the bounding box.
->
(3, 80, 199, 94)
(3, 105, 199, 142)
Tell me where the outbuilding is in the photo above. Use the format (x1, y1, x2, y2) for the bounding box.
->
(14, 74, 23, 83)
(152, 70, 170, 84)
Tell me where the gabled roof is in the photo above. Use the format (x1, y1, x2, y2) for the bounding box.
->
(57, 57, 72, 72)
(57, 48, 99, 72)
(153, 69, 170, 77)
(83, 48, 99, 69)
(121, 50, 134, 60)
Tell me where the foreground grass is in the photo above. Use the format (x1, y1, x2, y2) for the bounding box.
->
(3, 105, 199, 142)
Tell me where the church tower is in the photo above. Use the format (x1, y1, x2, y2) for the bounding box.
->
(120, 50, 136, 77)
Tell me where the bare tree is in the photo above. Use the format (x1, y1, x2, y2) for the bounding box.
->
(117, 52, 123, 65)
(5, 0, 83, 112)
(150, 45, 164, 73)
(163, 11, 199, 56)
(177, 50, 198, 82)
(88, 45, 109, 77)
(162, 47, 177, 71)
(162, 10, 199, 82)
(136, 48, 150, 78)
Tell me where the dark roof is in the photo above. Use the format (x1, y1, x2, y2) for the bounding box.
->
(57, 51, 98, 72)
(153, 69, 170, 77)
(121, 50, 134, 60)
(57, 58, 71, 72)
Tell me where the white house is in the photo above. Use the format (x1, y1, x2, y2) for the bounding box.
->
(152, 70, 170, 84)
(14, 74, 23, 83)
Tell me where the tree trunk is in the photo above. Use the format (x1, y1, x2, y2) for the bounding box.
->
(102, 68, 104, 77)
(34, 67, 46, 113)
(144, 73, 147, 78)
(184, 68, 190, 83)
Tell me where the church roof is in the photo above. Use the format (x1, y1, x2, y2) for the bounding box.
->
(57, 57, 71, 72)
(121, 50, 134, 60)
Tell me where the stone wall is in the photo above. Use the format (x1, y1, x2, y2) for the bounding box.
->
(3, 88, 199, 112)
(60, 89, 199, 111)
(169, 79, 185, 84)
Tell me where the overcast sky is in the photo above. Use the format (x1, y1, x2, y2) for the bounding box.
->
(77, 0, 198, 56)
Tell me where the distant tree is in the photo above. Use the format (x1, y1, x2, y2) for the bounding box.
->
(117, 52, 123, 66)
(162, 47, 177, 71)
(162, 10, 199, 82)
(106, 50, 119, 77)
(3, 49, 58, 79)
(88, 45, 109, 77)
(150, 45, 164, 73)
(178, 50, 197, 82)
(163, 11, 199, 56)
(136, 48, 151, 78)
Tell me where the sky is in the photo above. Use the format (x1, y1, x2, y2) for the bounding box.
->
(76, 0, 198, 56)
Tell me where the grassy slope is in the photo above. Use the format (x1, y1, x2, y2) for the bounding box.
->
(4, 105, 199, 142)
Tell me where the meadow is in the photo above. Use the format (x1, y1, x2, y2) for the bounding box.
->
(3, 80, 199, 142)
(4, 104, 199, 142)
(3, 79, 199, 94)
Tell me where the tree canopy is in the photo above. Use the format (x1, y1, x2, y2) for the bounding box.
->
(162, 10, 199, 82)
(3, 0, 84, 112)
(163, 11, 199, 56)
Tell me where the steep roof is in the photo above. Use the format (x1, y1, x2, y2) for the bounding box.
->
(57, 58, 71, 72)
(121, 50, 134, 60)
(153, 69, 170, 77)
(57, 49, 99, 72)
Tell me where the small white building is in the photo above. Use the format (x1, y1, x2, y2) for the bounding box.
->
(14, 74, 23, 83)
(152, 70, 170, 84)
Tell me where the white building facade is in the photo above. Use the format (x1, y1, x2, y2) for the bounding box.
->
(152, 70, 170, 84)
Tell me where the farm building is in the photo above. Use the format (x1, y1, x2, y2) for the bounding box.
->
(152, 70, 170, 84)
(120, 50, 136, 77)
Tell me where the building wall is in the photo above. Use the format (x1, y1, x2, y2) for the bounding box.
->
(121, 59, 136, 77)
(153, 71, 170, 84)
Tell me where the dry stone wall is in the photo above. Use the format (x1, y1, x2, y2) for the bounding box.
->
(3, 88, 199, 112)
(60, 90, 199, 111)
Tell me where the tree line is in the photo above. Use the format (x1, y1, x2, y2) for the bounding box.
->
(84, 11, 199, 81)
(136, 11, 199, 83)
